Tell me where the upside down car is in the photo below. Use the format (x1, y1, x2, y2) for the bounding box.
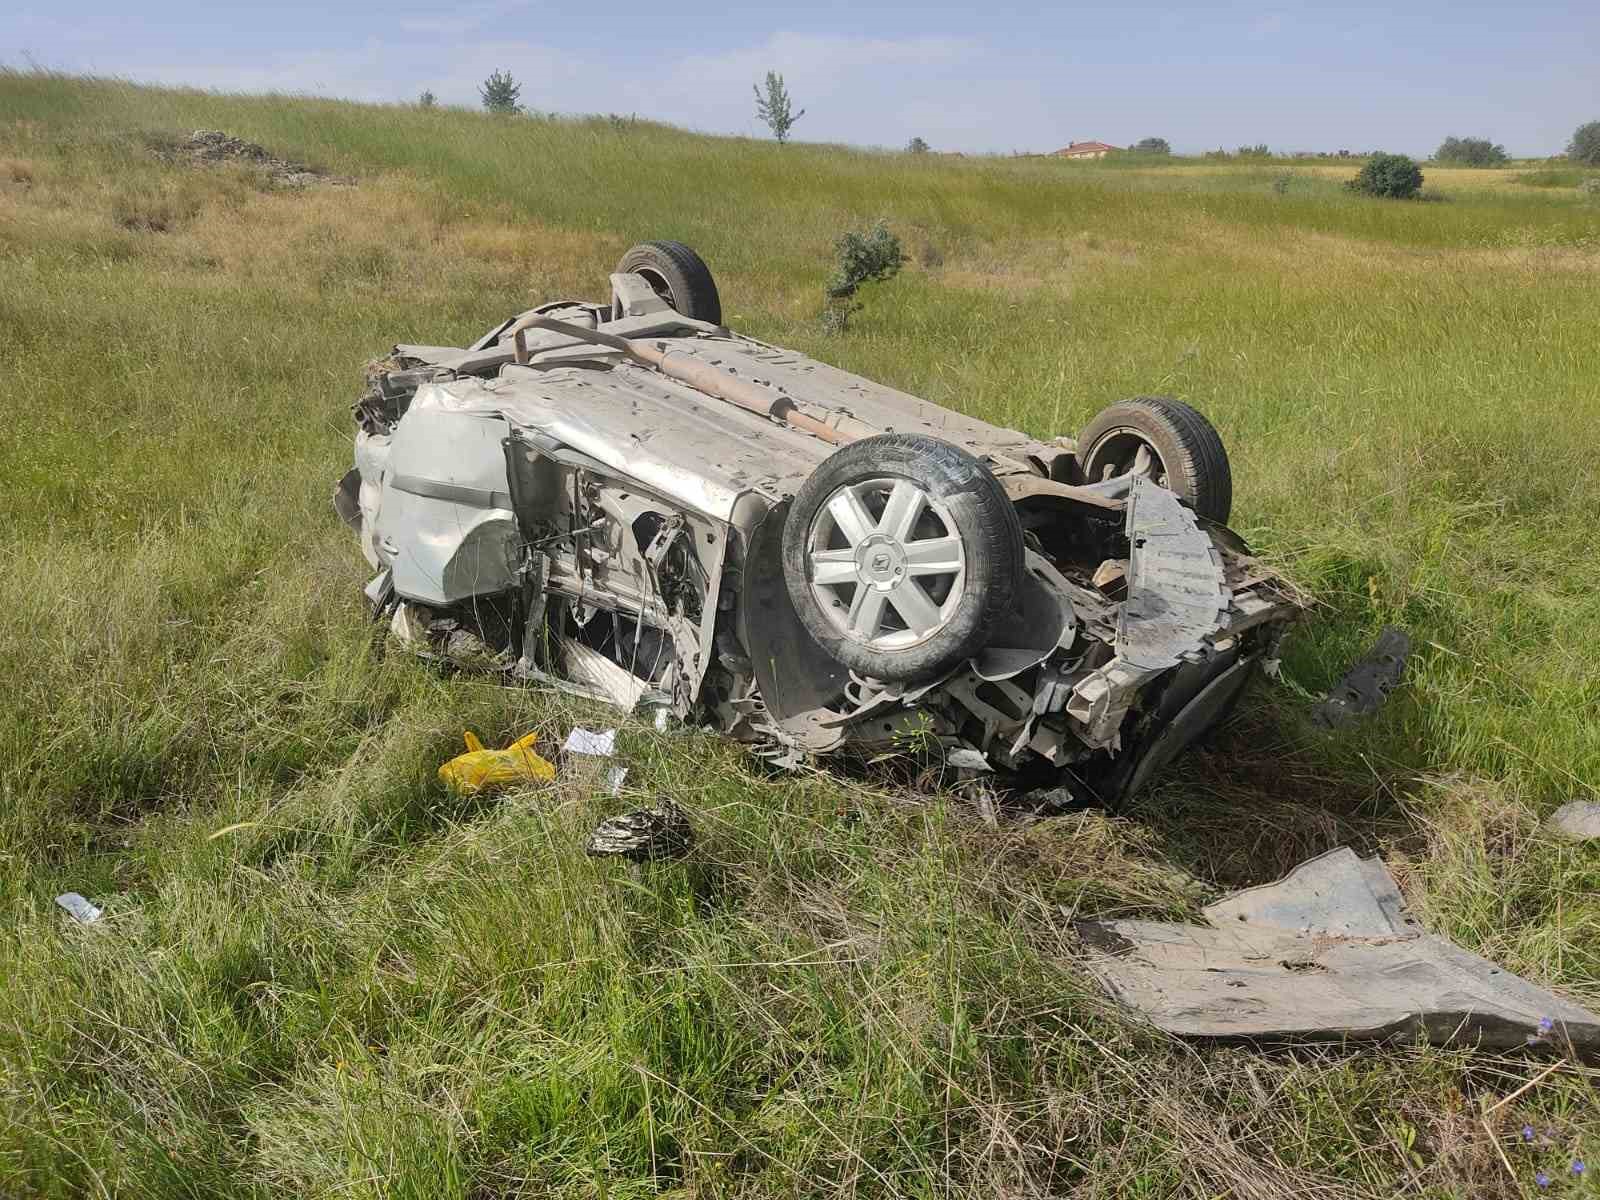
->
(335, 241, 1303, 802)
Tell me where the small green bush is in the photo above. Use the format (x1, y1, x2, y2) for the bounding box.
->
(1348, 153, 1424, 199)
(1568, 120, 1600, 166)
(822, 221, 904, 333)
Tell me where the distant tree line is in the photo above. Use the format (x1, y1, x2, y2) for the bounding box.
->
(416, 71, 1600, 178)
(1434, 136, 1508, 166)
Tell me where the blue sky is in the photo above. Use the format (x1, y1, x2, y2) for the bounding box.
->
(5, 1, 1596, 156)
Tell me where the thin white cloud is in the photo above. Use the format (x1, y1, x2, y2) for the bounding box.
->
(395, 1, 537, 37)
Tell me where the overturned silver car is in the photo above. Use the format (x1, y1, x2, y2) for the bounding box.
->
(335, 242, 1303, 801)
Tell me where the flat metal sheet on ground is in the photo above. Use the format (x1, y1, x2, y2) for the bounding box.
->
(1076, 847, 1600, 1051)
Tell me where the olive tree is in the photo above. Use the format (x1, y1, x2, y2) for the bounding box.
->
(753, 72, 805, 144)
(1132, 137, 1171, 155)
(906, 136, 930, 154)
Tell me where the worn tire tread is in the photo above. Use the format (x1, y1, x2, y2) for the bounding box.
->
(615, 240, 722, 325)
(1079, 396, 1232, 523)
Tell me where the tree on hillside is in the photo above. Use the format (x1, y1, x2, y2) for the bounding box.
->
(1348, 152, 1423, 199)
(1133, 137, 1170, 155)
(480, 70, 524, 115)
(1435, 135, 1508, 166)
(906, 136, 930, 154)
(1570, 121, 1600, 166)
(418, 90, 437, 109)
(753, 72, 805, 144)
(1236, 143, 1270, 158)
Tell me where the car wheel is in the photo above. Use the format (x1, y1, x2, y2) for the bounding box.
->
(615, 240, 722, 325)
(1078, 396, 1233, 524)
(781, 434, 1024, 683)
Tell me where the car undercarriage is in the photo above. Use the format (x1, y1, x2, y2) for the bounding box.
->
(335, 241, 1304, 803)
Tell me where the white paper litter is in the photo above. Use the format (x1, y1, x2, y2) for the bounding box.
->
(605, 766, 629, 795)
(55, 892, 102, 923)
(563, 727, 617, 757)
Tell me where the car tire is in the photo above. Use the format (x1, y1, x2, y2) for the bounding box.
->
(781, 434, 1024, 683)
(615, 240, 722, 325)
(1078, 396, 1233, 524)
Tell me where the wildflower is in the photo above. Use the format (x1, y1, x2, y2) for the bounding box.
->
(1574, 1160, 1586, 1177)
(1538, 1016, 1554, 1035)
(1535, 1170, 1550, 1189)
(1523, 1125, 1536, 1143)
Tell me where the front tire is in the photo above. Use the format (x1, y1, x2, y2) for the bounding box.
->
(1078, 396, 1233, 524)
(781, 434, 1024, 683)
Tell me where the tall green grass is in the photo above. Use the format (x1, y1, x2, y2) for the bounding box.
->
(1, 71, 1598, 1198)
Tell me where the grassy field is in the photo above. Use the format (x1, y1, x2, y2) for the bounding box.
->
(2, 70, 1598, 1198)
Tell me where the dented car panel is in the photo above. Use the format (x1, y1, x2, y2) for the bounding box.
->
(340, 261, 1303, 801)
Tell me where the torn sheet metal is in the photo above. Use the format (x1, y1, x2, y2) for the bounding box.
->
(587, 800, 694, 862)
(1117, 477, 1230, 671)
(1076, 847, 1600, 1050)
(1311, 626, 1410, 729)
(1546, 801, 1600, 842)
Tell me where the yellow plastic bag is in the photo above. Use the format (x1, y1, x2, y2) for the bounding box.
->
(438, 730, 556, 794)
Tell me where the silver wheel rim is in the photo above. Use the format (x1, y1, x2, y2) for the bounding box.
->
(806, 477, 966, 650)
(1088, 428, 1170, 488)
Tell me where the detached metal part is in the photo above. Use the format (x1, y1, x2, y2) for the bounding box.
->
(1076, 847, 1600, 1051)
(1311, 626, 1411, 729)
(587, 800, 694, 862)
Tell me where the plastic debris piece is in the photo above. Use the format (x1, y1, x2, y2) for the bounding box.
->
(587, 799, 694, 862)
(1075, 847, 1600, 1049)
(438, 730, 556, 794)
(653, 707, 670, 732)
(55, 893, 102, 924)
(564, 727, 617, 757)
(947, 747, 992, 771)
(1546, 801, 1600, 842)
(1311, 626, 1410, 729)
(605, 766, 629, 795)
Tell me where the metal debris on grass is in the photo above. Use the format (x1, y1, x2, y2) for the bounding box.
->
(1075, 846, 1600, 1051)
(586, 800, 694, 862)
(1311, 626, 1410, 728)
(1545, 801, 1600, 842)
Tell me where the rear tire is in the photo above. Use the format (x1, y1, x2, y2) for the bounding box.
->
(782, 434, 1024, 683)
(1078, 397, 1233, 524)
(615, 241, 722, 324)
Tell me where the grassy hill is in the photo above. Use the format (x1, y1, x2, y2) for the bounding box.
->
(1, 71, 1597, 1198)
